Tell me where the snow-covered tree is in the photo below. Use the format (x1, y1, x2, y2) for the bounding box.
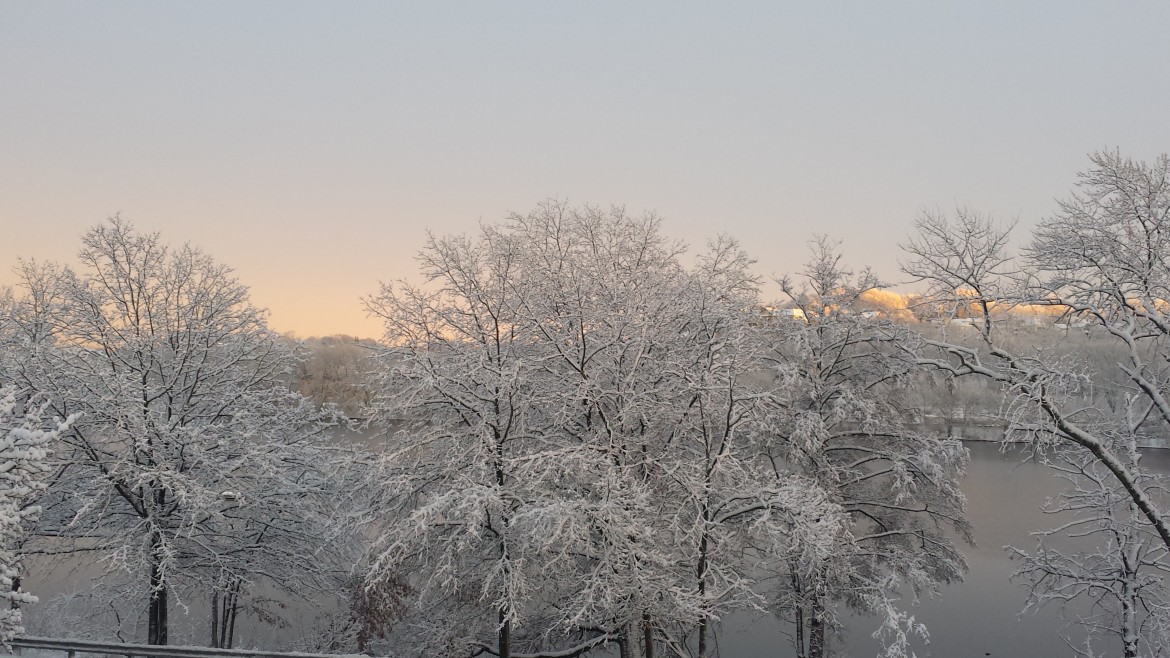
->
(902, 155, 1170, 545)
(294, 335, 375, 418)
(506, 206, 846, 658)
(902, 151, 1170, 656)
(364, 202, 850, 658)
(768, 237, 970, 658)
(5, 218, 355, 646)
(364, 222, 572, 658)
(0, 385, 73, 643)
(502, 205, 691, 657)
(665, 238, 851, 658)
(1010, 435, 1170, 658)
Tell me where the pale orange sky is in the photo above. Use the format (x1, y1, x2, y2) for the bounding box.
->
(4, 3, 1169, 338)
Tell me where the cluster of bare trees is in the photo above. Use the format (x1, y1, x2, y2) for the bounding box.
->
(294, 335, 376, 418)
(0, 220, 369, 647)
(361, 203, 967, 658)
(362, 151, 1170, 658)
(1, 150, 1168, 658)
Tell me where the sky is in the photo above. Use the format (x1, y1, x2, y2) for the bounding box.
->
(3, 2, 1169, 338)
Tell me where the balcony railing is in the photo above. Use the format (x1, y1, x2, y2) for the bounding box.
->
(6, 636, 365, 658)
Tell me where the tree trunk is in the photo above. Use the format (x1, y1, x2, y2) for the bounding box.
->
(794, 605, 806, 658)
(210, 591, 219, 648)
(498, 608, 511, 658)
(808, 597, 825, 658)
(494, 428, 512, 658)
(642, 611, 654, 658)
(147, 531, 168, 645)
(210, 582, 239, 649)
(791, 569, 806, 658)
(697, 530, 709, 658)
(1122, 545, 1139, 658)
(697, 617, 708, 658)
(225, 584, 239, 649)
(1122, 588, 1138, 658)
(620, 621, 642, 658)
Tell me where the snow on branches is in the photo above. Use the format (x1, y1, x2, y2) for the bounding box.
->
(4, 218, 356, 646)
(772, 236, 969, 658)
(0, 385, 73, 642)
(902, 151, 1170, 657)
(364, 203, 958, 658)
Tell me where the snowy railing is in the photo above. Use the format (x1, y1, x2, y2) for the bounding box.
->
(6, 637, 365, 658)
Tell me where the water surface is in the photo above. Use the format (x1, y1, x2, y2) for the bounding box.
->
(716, 441, 1170, 657)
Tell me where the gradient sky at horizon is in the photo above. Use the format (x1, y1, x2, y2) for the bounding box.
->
(3, 2, 1169, 338)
